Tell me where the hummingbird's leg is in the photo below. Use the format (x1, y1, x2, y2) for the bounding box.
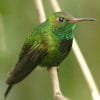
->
(48, 67, 69, 100)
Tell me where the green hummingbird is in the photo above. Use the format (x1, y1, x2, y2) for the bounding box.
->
(4, 12, 95, 98)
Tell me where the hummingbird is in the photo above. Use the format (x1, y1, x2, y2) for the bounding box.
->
(4, 12, 96, 99)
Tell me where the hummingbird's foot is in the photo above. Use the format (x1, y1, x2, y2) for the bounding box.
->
(54, 92, 69, 100)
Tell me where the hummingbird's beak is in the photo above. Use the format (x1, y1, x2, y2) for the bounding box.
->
(69, 18, 96, 23)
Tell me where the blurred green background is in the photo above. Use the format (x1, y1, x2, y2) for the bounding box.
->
(0, 0, 100, 100)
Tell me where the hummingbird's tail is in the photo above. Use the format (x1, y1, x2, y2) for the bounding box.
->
(4, 84, 13, 99)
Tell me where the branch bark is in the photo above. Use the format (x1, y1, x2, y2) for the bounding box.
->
(49, 67, 69, 100)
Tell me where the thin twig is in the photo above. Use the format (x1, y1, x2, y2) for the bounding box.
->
(49, 0, 100, 100)
(49, 67, 68, 100)
(72, 39, 100, 100)
(49, 67, 61, 95)
(34, 0, 46, 23)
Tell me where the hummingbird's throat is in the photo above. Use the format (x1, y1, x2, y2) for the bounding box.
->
(54, 24, 76, 40)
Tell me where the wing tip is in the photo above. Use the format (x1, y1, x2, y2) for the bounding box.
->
(4, 85, 13, 99)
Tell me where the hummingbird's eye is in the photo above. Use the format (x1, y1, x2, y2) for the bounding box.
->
(58, 17, 65, 22)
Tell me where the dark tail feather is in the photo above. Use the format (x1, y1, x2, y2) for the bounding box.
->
(4, 85, 13, 99)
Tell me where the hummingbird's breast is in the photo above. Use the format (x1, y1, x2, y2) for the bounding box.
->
(59, 39, 73, 53)
(40, 39, 73, 67)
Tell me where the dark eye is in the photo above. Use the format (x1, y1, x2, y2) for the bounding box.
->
(58, 17, 65, 22)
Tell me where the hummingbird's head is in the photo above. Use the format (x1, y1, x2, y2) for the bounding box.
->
(47, 12, 96, 40)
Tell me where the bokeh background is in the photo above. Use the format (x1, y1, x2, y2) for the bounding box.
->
(0, 0, 100, 100)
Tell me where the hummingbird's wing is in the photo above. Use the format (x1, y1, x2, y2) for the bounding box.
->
(6, 43, 48, 85)
(5, 33, 48, 98)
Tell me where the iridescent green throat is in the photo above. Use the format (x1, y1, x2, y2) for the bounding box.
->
(54, 24, 76, 40)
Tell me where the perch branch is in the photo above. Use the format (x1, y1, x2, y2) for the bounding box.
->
(49, 67, 69, 100)
(34, 0, 46, 23)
